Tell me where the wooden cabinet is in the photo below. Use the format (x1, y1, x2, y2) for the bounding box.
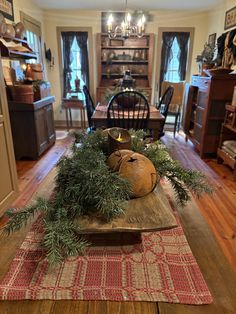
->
(188, 74, 236, 158)
(217, 123, 236, 180)
(0, 56, 18, 214)
(96, 33, 154, 103)
(8, 96, 56, 160)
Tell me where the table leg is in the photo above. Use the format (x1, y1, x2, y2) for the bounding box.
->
(82, 108, 86, 129)
(153, 128, 160, 141)
(65, 108, 69, 131)
(69, 108, 72, 128)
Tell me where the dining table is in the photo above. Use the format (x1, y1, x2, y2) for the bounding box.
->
(91, 103, 165, 140)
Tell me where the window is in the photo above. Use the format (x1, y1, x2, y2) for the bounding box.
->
(159, 30, 191, 96)
(68, 37, 85, 93)
(165, 37, 181, 82)
(25, 30, 42, 64)
(20, 12, 42, 64)
(60, 31, 89, 98)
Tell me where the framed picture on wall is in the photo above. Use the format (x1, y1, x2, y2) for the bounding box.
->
(208, 33, 216, 48)
(0, 0, 14, 21)
(224, 6, 236, 30)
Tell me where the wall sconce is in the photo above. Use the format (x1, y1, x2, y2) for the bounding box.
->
(44, 43, 54, 68)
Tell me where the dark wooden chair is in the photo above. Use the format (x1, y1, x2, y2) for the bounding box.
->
(107, 90, 150, 130)
(83, 85, 95, 132)
(161, 81, 185, 137)
(157, 85, 174, 137)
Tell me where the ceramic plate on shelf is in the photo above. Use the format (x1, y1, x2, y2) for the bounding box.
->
(14, 22, 25, 39)
(0, 13, 6, 35)
(4, 24, 15, 39)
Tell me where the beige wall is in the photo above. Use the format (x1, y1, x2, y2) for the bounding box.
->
(43, 9, 210, 120)
(207, 0, 236, 68)
(11, 1, 235, 121)
(207, 0, 236, 37)
(13, 0, 44, 23)
(43, 10, 100, 120)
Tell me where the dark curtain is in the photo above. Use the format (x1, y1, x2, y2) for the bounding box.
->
(61, 32, 75, 97)
(159, 32, 176, 93)
(176, 32, 190, 81)
(75, 32, 90, 89)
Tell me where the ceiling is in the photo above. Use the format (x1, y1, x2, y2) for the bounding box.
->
(32, 0, 224, 11)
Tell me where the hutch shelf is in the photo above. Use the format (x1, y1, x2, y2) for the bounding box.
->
(0, 35, 37, 60)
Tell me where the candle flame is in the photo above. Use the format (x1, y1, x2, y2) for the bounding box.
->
(117, 132, 123, 142)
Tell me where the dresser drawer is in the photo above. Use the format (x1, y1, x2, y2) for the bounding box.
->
(192, 76, 210, 91)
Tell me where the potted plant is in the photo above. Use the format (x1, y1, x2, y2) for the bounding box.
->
(196, 42, 215, 74)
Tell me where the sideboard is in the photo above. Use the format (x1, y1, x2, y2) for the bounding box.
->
(8, 96, 56, 160)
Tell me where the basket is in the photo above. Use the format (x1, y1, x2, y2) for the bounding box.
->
(25, 63, 43, 81)
(9, 85, 34, 103)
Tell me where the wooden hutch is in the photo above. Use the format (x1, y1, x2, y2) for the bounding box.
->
(0, 34, 55, 160)
(96, 33, 154, 103)
(183, 74, 236, 158)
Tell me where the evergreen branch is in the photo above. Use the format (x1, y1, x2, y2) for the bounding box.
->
(2, 197, 49, 235)
(43, 219, 88, 265)
(142, 141, 212, 206)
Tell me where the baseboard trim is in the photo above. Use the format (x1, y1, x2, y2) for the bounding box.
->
(54, 120, 88, 129)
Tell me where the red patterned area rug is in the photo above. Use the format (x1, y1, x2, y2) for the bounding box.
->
(0, 192, 212, 304)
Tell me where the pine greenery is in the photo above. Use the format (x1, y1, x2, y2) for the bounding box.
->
(2, 129, 212, 265)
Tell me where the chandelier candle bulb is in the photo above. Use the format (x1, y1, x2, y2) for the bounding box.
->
(107, 14, 113, 31)
(141, 14, 145, 31)
(137, 19, 142, 34)
(106, 0, 146, 39)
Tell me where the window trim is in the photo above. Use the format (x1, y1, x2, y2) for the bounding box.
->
(20, 11, 42, 37)
(20, 11, 43, 64)
(56, 27, 94, 102)
(155, 27, 194, 96)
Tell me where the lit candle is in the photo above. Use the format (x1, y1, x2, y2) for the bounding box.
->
(137, 19, 142, 34)
(141, 14, 146, 31)
(107, 14, 113, 32)
(126, 12, 131, 27)
(117, 132, 123, 142)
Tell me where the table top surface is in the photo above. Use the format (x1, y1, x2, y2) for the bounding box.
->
(62, 93, 85, 108)
(92, 104, 164, 121)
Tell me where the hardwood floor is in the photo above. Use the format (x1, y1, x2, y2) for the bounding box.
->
(162, 132, 236, 272)
(0, 131, 236, 314)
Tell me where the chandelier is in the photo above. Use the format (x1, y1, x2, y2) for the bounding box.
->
(107, 1, 146, 39)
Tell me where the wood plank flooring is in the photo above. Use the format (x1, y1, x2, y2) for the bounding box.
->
(0, 131, 236, 314)
(162, 132, 236, 272)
